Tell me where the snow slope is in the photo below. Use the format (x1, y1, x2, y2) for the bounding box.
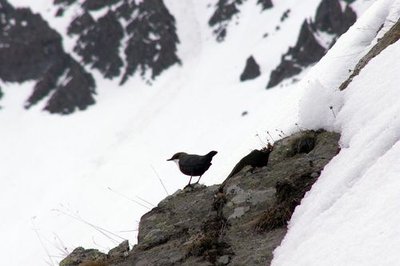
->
(273, 0, 400, 265)
(0, 0, 380, 265)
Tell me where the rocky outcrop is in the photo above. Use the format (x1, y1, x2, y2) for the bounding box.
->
(57, 0, 181, 84)
(0, 0, 180, 114)
(267, 0, 357, 88)
(0, 1, 96, 114)
(120, 0, 181, 84)
(209, 0, 273, 41)
(314, 0, 356, 36)
(208, 0, 243, 42)
(339, 18, 400, 91)
(68, 11, 124, 79)
(60, 130, 340, 265)
(240, 56, 261, 81)
(258, 0, 273, 11)
(267, 20, 324, 89)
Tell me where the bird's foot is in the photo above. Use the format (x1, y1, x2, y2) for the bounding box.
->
(184, 183, 193, 189)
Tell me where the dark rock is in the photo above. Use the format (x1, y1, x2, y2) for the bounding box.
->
(339, 19, 400, 91)
(267, 60, 302, 88)
(59, 0, 180, 84)
(0, 1, 96, 114)
(314, 0, 356, 35)
(55, 7, 64, 17)
(208, 0, 242, 41)
(314, 0, 343, 34)
(342, 5, 357, 34)
(267, 20, 325, 88)
(115, 0, 138, 20)
(59, 247, 107, 266)
(292, 20, 327, 65)
(53, 0, 76, 6)
(67, 11, 95, 35)
(0, 5, 64, 82)
(257, 0, 273, 10)
(121, 0, 181, 84)
(82, 0, 120, 11)
(71, 11, 124, 79)
(43, 57, 96, 114)
(108, 240, 130, 259)
(267, 0, 357, 88)
(280, 9, 290, 22)
(0, 0, 180, 113)
(240, 56, 261, 81)
(225, 147, 272, 180)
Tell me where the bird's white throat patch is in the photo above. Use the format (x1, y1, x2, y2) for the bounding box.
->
(172, 159, 180, 167)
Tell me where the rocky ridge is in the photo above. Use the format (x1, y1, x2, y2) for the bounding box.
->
(0, 0, 180, 114)
(60, 129, 340, 266)
(266, 0, 357, 88)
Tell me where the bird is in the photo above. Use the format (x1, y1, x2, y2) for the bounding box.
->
(167, 150, 218, 187)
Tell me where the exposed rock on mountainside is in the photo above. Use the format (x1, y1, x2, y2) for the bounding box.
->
(267, 0, 356, 88)
(68, 11, 124, 79)
(0, 1, 95, 114)
(0, 0, 180, 114)
(267, 20, 324, 89)
(240, 56, 261, 81)
(55, 0, 180, 83)
(258, 0, 273, 11)
(56, 0, 181, 84)
(208, 0, 243, 42)
(339, 19, 400, 91)
(120, 0, 181, 83)
(60, 130, 340, 266)
(209, 0, 273, 41)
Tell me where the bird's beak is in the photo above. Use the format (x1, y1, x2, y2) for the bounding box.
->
(167, 158, 173, 161)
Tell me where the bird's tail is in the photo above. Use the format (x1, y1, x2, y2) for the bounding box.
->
(206, 151, 218, 159)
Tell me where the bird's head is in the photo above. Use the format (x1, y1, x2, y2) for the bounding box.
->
(167, 152, 187, 163)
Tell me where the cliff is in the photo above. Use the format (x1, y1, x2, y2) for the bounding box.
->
(60, 130, 340, 265)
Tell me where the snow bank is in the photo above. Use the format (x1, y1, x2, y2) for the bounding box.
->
(273, 1, 400, 265)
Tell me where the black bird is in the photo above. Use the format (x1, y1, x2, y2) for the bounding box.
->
(167, 151, 218, 186)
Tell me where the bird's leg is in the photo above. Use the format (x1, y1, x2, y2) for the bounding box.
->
(186, 176, 193, 187)
(195, 175, 202, 184)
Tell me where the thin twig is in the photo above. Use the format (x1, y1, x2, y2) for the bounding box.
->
(329, 106, 336, 118)
(255, 132, 267, 146)
(31, 218, 56, 266)
(52, 208, 125, 244)
(266, 131, 275, 142)
(151, 165, 169, 196)
(107, 187, 152, 210)
(135, 195, 155, 208)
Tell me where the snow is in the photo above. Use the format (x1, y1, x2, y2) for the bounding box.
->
(0, 0, 387, 265)
(272, 0, 400, 265)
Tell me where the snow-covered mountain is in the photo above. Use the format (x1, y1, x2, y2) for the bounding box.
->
(2, 0, 399, 265)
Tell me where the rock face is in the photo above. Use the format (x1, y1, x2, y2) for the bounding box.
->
(258, 0, 273, 10)
(60, 130, 340, 266)
(0, 0, 180, 114)
(240, 56, 261, 81)
(339, 19, 400, 91)
(0, 1, 96, 114)
(208, 0, 243, 42)
(68, 11, 124, 79)
(120, 0, 181, 84)
(209, 0, 273, 41)
(267, 0, 356, 88)
(56, 0, 181, 85)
